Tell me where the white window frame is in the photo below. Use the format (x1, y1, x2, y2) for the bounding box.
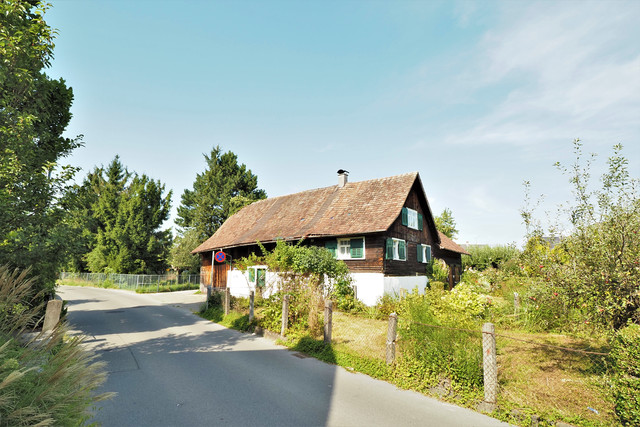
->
(337, 239, 351, 259)
(391, 238, 406, 261)
(419, 244, 432, 264)
(336, 237, 365, 260)
(406, 208, 419, 230)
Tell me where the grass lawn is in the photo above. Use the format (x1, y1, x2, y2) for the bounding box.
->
(496, 330, 614, 425)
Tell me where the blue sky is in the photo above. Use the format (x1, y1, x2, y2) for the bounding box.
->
(45, 0, 640, 246)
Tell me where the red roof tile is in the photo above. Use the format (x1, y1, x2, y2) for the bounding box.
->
(193, 172, 421, 253)
(438, 231, 470, 255)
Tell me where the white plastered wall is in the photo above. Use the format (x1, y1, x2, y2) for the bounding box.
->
(226, 268, 428, 307)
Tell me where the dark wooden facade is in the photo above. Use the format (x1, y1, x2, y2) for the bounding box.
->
(201, 179, 464, 288)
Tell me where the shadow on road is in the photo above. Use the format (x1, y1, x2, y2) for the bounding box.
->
(62, 287, 339, 427)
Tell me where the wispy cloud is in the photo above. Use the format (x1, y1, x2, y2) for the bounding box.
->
(441, 1, 640, 147)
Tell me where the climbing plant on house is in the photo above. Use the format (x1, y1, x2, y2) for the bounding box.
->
(237, 240, 354, 335)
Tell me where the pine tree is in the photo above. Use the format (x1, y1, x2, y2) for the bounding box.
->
(78, 157, 173, 274)
(176, 146, 266, 240)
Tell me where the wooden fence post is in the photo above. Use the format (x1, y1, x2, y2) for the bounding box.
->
(324, 299, 333, 344)
(482, 322, 498, 409)
(43, 300, 63, 331)
(224, 287, 231, 316)
(386, 312, 398, 365)
(249, 291, 255, 323)
(281, 294, 289, 337)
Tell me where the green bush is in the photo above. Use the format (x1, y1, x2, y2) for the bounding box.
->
(611, 323, 640, 425)
(462, 244, 520, 271)
(399, 295, 484, 394)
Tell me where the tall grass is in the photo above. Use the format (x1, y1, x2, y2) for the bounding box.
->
(0, 265, 113, 425)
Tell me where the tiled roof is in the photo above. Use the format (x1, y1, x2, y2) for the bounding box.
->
(193, 172, 422, 253)
(438, 231, 470, 255)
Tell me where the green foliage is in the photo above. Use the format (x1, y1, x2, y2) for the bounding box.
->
(399, 294, 484, 393)
(462, 244, 520, 271)
(611, 324, 640, 425)
(176, 146, 266, 241)
(0, 0, 82, 299)
(520, 140, 640, 330)
(0, 264, 112, 425)
(70, 156, 173, 274)
(238, 240, 354, 335)
(169, 227, 201, 274)
(426, 258, 450, 283)
(434, 208, 458, 239)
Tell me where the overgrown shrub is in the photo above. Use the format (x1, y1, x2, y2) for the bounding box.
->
(611, 323, 640, 425)
(0, 265, 112, 425)
(399, 294, 484, 394)
(426, 259, 449, 283)
(462, 244, 520, 271)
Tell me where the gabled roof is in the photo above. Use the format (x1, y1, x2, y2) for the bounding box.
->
(193, 172, 436, 253)
(437, 231, 470, 255)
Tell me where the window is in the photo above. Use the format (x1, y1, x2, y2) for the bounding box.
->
(385, 238, 406, 261)
(326, 237, 365, 260)
(417, 244, 432, 263)
(247, 266, 267, 287)
(401, 207, 423, 231)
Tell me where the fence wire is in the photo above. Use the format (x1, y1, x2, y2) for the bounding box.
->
(59, 272, 201, 291)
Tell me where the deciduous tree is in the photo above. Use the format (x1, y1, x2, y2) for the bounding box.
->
(0, 0, 81, 296)
(435, 208, 459, 239)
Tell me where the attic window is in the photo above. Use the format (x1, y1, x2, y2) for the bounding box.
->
(402, 207, 423, 231)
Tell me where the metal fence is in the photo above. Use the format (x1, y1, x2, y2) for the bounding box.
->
(59, 272, 201, 291)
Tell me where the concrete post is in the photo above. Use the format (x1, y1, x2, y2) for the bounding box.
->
(206, 286, 212, 310)
(386, 312, 398, 365)
(224, 287, 231, 316)
(249, 291, 255, 323)
(43, 300, 63, 331)
(281, 294, 290, 337)
(482, 322, 498, 405)
(324, 299, 333, 344)
(513, 292, 520, 315)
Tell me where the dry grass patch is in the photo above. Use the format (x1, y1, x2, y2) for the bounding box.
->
(331, 311, 387, 360)
(497, 331, 614, 425)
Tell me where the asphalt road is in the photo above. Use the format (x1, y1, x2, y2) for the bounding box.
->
(58, 285, 510, 427)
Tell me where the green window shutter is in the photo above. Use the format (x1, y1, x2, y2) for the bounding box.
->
(418, 213, 423, 231)
(257, 269, 266, 287)
(385, 239, 394, 260)
(417, 244, 423, 263)
(401, 207, 408, 226)
(248, 268, 255, 282)
(399, 240, 406, 260)
(350, 238, 364, 259)
(426, 245, 432, 263)
(325, 240, 337, 257)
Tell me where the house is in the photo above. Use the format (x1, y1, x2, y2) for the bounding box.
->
(192, 171, 469, 305)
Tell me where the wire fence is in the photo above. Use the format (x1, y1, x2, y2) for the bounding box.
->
(59, 272, 201, 292)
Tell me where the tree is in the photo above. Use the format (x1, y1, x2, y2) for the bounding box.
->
(521, 140, 639, 330)
(176, 146, 266, 240)
(435, 208, 459, 239)
(0, 0, 82, 296)
(74, 157, 173, 274)
(169, 228, 201, 274)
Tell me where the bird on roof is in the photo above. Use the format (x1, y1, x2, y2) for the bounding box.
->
(337, 169, 349, 174)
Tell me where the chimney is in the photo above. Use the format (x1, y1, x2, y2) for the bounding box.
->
(337, 169, 349, 188)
